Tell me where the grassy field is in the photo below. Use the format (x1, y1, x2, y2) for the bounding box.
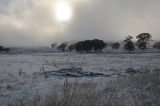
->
(11, 69, 160, 106)
(0, 52, 160, 106)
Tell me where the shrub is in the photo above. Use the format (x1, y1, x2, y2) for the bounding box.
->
(153, 41, 160, 49)
(111, 42, 120, 50)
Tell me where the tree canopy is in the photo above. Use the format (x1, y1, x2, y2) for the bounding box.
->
(75, 39, 107, 53)
(136, 33, 152, 52)
(124, 36, 135, 53)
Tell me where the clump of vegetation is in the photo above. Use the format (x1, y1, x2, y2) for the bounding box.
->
(50, 43, 57, 48)
(6, 84, 14, 90)
(0, 45, 10, 52)
(57, 42, 67, 52)
(0, 46, 4, 51)
(153, 41, 160, 49)
(68, 44, 75, 52)
(75, 39, 107, 53)
(111, 42, 120, 50)
(136, 33, 152, 52)
(124, 35, 135, 53)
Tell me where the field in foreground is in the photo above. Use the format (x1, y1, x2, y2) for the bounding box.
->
(0, 52, 160, 106)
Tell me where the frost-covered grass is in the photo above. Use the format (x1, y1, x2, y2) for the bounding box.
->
(0, 52, 160, 106)
(10, 69, 160, 106)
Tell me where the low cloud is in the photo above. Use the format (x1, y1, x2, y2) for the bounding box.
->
(0, 0, 160, 46)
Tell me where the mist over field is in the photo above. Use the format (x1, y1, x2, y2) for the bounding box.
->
(0, 0, 160, 106)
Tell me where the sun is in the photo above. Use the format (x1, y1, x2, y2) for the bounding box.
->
(54, 1, 72, 22)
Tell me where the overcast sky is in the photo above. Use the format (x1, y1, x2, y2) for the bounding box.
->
(0, 0, 160, 47)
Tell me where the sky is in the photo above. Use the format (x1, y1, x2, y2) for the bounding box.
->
(0, 0, 160, 47)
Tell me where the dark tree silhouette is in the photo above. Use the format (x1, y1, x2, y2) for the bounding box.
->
(153, 41, 160, 49)
(124, 36, 135, 53)
(92, 39, 107, 53)
(3, 48, 10, 52)
(75, 41, 84, 52)
(75, 39, 107, 53)
(136, 33, 152, 52)
(57, 42, 67, 52)
(68, 44, 75, 52)
(0, 46, 4, 52)
(51, 43, 57, 48)
(83, 40, 93, 52)
(0, 46, 10, 53)
(111, 42, 120, 50)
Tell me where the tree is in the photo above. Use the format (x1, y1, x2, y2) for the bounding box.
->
(0, 46, 10, 53)
(111, 42, 120, 50)
(0, 46, 4, 52)
(92, 39, 107, 53)
(75, 40, 93, 53)
(51, 43, 57, 48)
(75, 39, 107, 53)
(153, 41, 160, 49)
(136, 33, 152, 52)
(75, 41, 84, 52)
(124, 35, 135, 53)
(68, 44, 75, 52)
(57, 42, 67, 52)
(83, 40, 93, 52)
(4, 48, 10, 52)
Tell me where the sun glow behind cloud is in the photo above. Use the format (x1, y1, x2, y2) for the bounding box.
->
(0, 0, 160, 47)
(54, 1, 73, 22)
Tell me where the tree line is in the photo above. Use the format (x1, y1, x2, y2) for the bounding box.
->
(0, 46, 10, 52)
(51, 33, 160, 53)
(1, 33, 159, 53)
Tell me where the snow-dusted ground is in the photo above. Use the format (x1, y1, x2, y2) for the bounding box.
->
(0, 52, 160, 105)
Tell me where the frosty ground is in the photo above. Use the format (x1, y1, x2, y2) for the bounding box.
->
(0, 52, 160, 106)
